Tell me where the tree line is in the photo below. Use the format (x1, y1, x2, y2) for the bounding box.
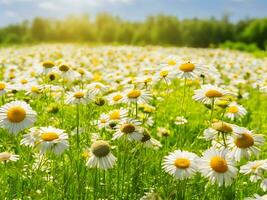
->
(0, 13, 266, 49)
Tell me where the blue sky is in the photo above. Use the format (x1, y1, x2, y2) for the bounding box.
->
(0, 0, 267, 26)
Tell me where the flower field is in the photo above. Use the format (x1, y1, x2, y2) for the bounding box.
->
(0, 44, 267, 200)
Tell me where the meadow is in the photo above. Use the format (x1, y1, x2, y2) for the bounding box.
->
(0, 44, 267, 200)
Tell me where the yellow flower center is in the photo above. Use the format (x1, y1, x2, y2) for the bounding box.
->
(93, 74, 102, 81)
(174, 158, 190, 169)
(205, 90, 223, 98)
(7, 106, 26, 123)
(74, 92, 85, 99)
(121, 123, 135, 134)
(9, 72, 15, 79)
(0, 152, 11, 161)
(42, 61, 55, 68)
(59, 64, 70, 72)
(95, 84, 101, 89)
(91, 140, 110, 157)
(127, 89, 141, 99)
(160, 70, 169, 77)
(167, 60, 176, 66)
(0, 82, 6, 90)
(78, 68, 85, 75)
(113, 94, 123, 102)
(109, 110, 120, 120)
(41, 132, 59, 141)
(251, 163, 261, 171)
(144, 77, 152, 83)
(228, 106, 239, 113)
(20, 79, 28, 84)
(100, 119, 107, 123)
(211, 122, 233, 133)
(234, 133, 254, 148)
(31, 86, 40, 93)
(179, 62, 195, 72)
(210, 156, 228, 173)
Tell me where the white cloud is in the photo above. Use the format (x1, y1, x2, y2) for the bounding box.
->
(5, 10, 17, 17)
(39, 1, 60, 11)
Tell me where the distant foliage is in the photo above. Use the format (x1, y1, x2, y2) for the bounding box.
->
(0, 13, 266, 49)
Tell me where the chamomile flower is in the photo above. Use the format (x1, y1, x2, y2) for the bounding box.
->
(25, 84, 43, 97)
(261, 179, 267, 192)
(107, 108, 128, 123)
(198, 148, 238, 186)
(0, 100, 37, 134)
(0, 81, 11, 96)
(193, 84, 234, 104)
(41, 61, 55, 74)
(174, 116, 188, 125)
(240, 160, 267, 182)
(65, 86, 91, 105)
(21, 127, 39, 147)
(86, 140, 117, 170)
(113, 119, 142, 141)
(96, 113, 109, 129)
(203, 121, 243, 141)
(227, 130, 264, 161)
(245, 194, 267, 200)
(37, 126, 69, 155)
(123, 87, 152, 104)
(175, 60, 205, 79)
(87, 82, 109, 95)
(58, 63, 77, 81)
(140, 128, 162, 149)
(162, 150, 198, 180)
(0, 152, 19, 163)
(157, 127, 171, 138)
(225, 102, 247, 120)
(106, 92, 124, 105)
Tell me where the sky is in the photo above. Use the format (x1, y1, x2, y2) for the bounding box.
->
(0, 0, 267, 26)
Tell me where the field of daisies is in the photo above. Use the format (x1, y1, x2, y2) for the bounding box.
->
(0, 44, 267, 200)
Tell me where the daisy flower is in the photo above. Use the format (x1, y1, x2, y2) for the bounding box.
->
(58, 63, 77, 81)
(113, 119, 142, 141)
(240, 160, 267, 182)
(140, 128, 162, 149)
(25, 84, 43, 97)
(123, 87, 152, 104)
(203, 121, 243, 141)
(21, 127, 40, 147)
(198, 148, 238, 186)
(87, 82, 109, 96)
(0, 81, 11, 96)
(162, 150, 198, 180)
(0, 100, 37, 134)
(175, 60, 205, 79)
(37, 126, 69, 155)
(225, 102, 247, 120)
(107, 108, 128, 123)
(227, 129, 264, 161)
(157, 127, 171, 138)
(0, 152, 19, 163)
(86, 140, 117, 170)
(96, 113, 109, 129)
(140, 188, 162, 200)
(153, 67, 175, 85)
(174, 116, 188, 125)
(106, 92, 124, 105)
(65, 86, 91, 105)
(245, 194, 267, 200)
(193, 84, 234, 104)
(41, 61, 55, 74)
(261, 179, 267, 192)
